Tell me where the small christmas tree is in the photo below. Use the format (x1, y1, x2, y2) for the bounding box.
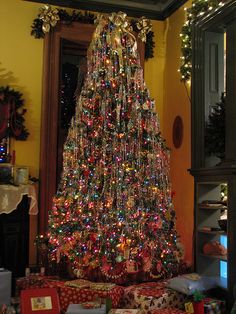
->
(205, 93, 225, 159)
(48, 12, 183, 283)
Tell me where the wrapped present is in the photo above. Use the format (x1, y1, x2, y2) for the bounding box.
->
(59, 282, 124, 311)
(122, 281, 187, 312)
(15, 275, 44, 296)
(15, 275, 59, 296)
(149, 309, 187, 314)
(66, 303, 106, 314)
(203, 297, 226, 314)
(42, 279, 66, 290)
(109, 310, 140, 314)
(0, 269, 11, 305)
(148, 308, 187, 314)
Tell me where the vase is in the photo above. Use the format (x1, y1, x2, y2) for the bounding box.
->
(193, 300, 204, 314)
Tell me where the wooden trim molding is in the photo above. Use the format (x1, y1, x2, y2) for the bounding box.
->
(39, 22, 95, 233)
(24, 0, 188, 20)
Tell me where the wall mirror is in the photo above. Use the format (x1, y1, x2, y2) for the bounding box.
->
(39, 21, 145, 232)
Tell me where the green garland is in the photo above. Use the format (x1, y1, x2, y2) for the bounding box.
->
(31, 8, 155, 60)
(0, 86, 29, 140)
(179, 0, 223, 82)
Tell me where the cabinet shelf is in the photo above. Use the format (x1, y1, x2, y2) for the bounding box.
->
(198, 229, 227, 236)
(198, 204, 227, 210)
(199, 253, 227, 261)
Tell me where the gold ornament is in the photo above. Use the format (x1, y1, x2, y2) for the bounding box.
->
(53, 195, 64, 206)
(165, 210, 172, 221)
(39, 5, 60, 33)
(127, 196, 135, 207)
(136, 17, 152, 42)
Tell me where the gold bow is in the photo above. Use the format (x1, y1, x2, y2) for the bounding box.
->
(110, 12, 137, 56)
(109, 11, 130, 29)
(39, 5, 60, 33)
(136, 16, 152, 42)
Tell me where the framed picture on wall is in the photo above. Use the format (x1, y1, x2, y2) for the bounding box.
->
(20, 288, 60, 314)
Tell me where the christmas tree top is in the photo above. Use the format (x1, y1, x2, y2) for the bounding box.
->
(48, 12, 183, 283)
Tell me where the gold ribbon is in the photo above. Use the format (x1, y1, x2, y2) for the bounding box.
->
(39, 5, 60, 33)
(109, 11, 130, 29)
(94, 13, 108, 25)
(110, 12, 137, 57)
(93, 12, 138, 63)
(136, 16, 152, 42)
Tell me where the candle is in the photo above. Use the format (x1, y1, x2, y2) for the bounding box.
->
(12, 150, 15, 165)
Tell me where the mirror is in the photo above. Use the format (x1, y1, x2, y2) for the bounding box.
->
(39, 21, 144, 232)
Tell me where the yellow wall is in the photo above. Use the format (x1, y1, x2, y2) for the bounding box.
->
(145, 20, 165, 128)
(0, 0, 43, 178)
(0, 0, 43, 265)
(0, 0, 193, 265)
(162, 3, 194, 264)
(144, 3, 194, 264)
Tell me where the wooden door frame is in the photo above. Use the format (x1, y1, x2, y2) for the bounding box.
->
(39, 22, 95, 233)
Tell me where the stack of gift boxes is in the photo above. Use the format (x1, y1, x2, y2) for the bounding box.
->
(16, 276, 227, 313)
(203, 298, 226, 314)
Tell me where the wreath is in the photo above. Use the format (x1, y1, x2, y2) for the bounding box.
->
(179, 0, 223, 83)
(31, 6, 155, 60)
(0, 86, 29, 140)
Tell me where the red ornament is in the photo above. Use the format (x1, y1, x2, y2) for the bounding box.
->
(88, 156, 95, 163)
(156, 261, 162, 273)
(83, 169, 90, 177)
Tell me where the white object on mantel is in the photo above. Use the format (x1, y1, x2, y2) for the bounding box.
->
(0, 269, 11, 305)
(0, 183, 38, 215)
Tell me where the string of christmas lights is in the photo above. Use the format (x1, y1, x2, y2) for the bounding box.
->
(179, 0, 225, 83)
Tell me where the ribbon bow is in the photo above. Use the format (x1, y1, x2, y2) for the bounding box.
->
(136, 17, 152, 42)
(109, 11, 130, 29)
(39, 5, 60, 33)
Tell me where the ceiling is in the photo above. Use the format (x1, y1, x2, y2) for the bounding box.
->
(26, 0, 188, 20)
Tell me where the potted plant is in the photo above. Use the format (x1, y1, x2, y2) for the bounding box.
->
(192, 290, 205, 314)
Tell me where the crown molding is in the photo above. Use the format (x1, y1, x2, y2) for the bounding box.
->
(24, 0, 188, 20)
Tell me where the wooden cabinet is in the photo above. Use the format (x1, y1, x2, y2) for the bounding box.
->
(0, 195, 29, 294)
(190, 168, 236, 308)
(190, 1, 236, 308)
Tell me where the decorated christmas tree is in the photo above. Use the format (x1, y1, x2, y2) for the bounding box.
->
(48, 12, 183, 283)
